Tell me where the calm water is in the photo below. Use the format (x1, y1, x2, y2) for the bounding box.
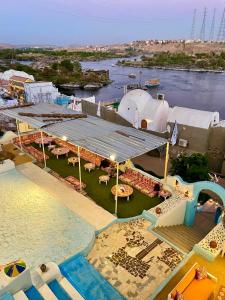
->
(73, 58, 225, 119)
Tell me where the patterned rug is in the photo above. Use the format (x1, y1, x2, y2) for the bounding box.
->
(88, 219, 184, 300)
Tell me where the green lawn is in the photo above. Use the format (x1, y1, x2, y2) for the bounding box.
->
(35, 144, 163, 218)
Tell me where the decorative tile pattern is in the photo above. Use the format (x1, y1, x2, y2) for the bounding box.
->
(197, 223, 225, 255)
(88, 219, 184, 299)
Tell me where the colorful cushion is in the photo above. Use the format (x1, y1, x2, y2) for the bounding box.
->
(195, 266, 208, 280)
(174, 291, 184, 300)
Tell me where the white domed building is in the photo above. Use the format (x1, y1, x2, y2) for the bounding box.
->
(118, 89, 169, 132)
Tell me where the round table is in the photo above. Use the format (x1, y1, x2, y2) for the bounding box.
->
(111, 184, 133, 201)
(51, 147, 69, 159)
(35, 137, 54, 147)
(68, 156, 78, 166)
(84, 163, 95, 172)
(99, 175, 110, 185)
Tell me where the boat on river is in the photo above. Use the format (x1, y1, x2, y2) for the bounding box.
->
(145, 78, 160, 88)
(128, 73, 136, 78)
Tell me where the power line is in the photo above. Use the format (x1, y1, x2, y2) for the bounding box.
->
(217, 7, 225, 41)
(200, 7, 207, 41)
(190, 9, 197, 40)
(209, 8, 216, 41)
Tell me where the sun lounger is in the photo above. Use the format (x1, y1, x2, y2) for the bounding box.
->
(58, 277, 84, 300)
(13, 291, 29, 300)
(38, 284, 58, 300)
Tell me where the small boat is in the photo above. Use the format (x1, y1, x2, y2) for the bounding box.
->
(128, 73, 136, 78)
(145, 78, 160, 88)
(83, 83, 102, 91)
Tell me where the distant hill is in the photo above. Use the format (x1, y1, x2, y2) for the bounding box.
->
(0, 43, 14, 49)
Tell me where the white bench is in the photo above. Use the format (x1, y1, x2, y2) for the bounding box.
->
(38, 284, 58, 300)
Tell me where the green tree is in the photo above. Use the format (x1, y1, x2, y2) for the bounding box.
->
(170, 153, 209, 183)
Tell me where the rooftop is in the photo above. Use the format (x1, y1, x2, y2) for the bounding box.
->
(1, 103, 167, 162)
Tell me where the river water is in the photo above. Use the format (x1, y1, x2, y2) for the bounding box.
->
(71, 58, 225, 119)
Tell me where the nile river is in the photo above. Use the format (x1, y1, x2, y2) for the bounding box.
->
(74, 58, 225, 119)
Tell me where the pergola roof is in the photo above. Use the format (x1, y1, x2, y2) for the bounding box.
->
(1, 103, 167, 162)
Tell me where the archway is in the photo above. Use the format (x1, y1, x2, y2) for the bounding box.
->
(184, 181, 225, 227)
(141, 119, 148, 129)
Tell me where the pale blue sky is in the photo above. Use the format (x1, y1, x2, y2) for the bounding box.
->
(0, 0, 224, 45)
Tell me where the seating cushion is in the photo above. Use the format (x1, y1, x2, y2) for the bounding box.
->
(171, 265, 197, 298)
(182, 278, 216, 300)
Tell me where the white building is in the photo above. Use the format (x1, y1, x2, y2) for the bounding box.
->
(0, 70, 34, 81)
(24, 82, 60, 104)
(118, 89, 169, 132)
(168, 107, 219, 129)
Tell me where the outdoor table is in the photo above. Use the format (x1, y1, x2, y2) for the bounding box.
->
(84, 163, 95, 172)
(51, 147, 69, 159)
(99, 175, 110, 185)
(111, 184, 133, 201)
(35, 137, 54, 148)
(68, 156, 78, 166)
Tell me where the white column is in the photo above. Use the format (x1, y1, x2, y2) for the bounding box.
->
(16, 119, 23, 151)
(115, 163, 119, 216)
(78, 146, 82, 191)
(40, 131, 47, 168)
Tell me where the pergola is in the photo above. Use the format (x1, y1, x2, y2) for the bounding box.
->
(1, 103, 169, 215)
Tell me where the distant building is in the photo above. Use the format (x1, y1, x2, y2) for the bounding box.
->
(9, 76, 34, 102)
(118, 89, 169, 132)
(24, 82, 60, 104)
(168, 107, 219, 129)
(167, 106, 220, 153)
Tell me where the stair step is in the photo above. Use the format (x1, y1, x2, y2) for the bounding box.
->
(25, 286, 44, 300)
(48, 280, 72, 300)
(154, 224, 205, 253)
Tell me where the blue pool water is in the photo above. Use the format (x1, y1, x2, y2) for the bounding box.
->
(0, 293, 13, 300)
(48, 280, 72, 300)
(59, 254, 125, 300)
(25, 286, 44, 300)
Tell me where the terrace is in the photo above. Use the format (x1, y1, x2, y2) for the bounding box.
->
(2, 103, 170, 218)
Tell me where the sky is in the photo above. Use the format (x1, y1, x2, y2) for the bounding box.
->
(0, 0, 224, 46)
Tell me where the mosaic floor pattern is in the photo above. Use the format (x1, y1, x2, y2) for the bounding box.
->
(88, 219, 184, 300)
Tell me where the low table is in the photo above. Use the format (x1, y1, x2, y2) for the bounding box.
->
(84, 163, 95, 172)
(111, 184, 133, 201)
(51, 147, 69, 159)
(35, 137, 54, 148)
(68, 156, 78, 166)
(99, 175, 110, 185)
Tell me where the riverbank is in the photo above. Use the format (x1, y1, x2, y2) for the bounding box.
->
(117, 61, 224, 73)
(118, 52, 225, 73)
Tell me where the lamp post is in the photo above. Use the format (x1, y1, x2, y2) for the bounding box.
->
(40, 131, 47, 168)
(115, 162, 119, 216)
(16, 119, 22, 151)
(78, 146, 82, 191)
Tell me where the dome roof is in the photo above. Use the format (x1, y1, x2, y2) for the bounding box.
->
(119, 89, 153, 113)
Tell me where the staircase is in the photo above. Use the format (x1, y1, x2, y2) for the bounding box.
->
(154, 224, 206, 253)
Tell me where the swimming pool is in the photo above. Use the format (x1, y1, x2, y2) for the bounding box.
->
(0, 169, 95, 268)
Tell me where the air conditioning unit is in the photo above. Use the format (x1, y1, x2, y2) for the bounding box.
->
(178, 138, 188, 147)
(157, 93, 165, 100)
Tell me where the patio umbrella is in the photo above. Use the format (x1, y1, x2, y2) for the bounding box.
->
(4, 259, 26, 277)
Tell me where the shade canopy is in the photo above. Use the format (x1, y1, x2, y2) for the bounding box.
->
(1, 103, 167, 163)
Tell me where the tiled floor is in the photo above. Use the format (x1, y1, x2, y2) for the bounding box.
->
(88, 219, 184, 299)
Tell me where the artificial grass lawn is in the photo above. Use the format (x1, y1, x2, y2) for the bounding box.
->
(37, 145, 163, 218)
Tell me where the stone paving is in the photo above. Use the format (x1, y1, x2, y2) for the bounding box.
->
(88, 219, 184, 300)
